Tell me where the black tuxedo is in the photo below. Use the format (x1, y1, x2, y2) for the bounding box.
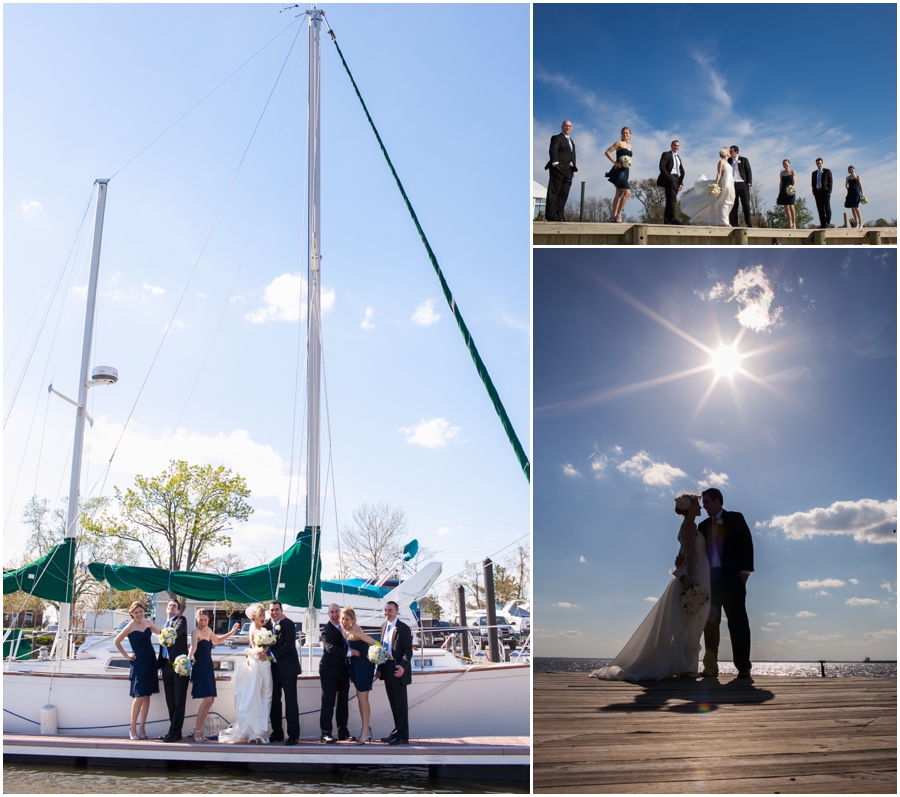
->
(318, 621, 350, 737)
(266, 617, 301, 739)
(657, 151, 685, 224)
(727, 157, 753, 227)
(699, 510, 754, 673)
(811, 167, 833, 226)
(378, 619, 413, 741)
(544, 133, 577, 222)
(158, 613, 189, 740)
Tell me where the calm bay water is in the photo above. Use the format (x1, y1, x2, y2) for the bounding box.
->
(536, 658, 897, 678)
(3, 762, 528, 794)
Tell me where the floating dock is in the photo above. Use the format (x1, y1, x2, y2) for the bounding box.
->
(534, 673, 896, 793)
(533, 222, 897, 246)
(3, 733, 529, 782)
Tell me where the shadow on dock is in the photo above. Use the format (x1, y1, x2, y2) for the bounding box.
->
(596, 677, 775, 714)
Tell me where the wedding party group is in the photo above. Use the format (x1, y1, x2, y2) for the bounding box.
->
(113, 598, 413, 746)
(543, 121, 868, 229)
(590, 488, 754, 683)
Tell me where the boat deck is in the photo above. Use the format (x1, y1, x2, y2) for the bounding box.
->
(3, 733, 530, 780)
(534, 673, 896, 793)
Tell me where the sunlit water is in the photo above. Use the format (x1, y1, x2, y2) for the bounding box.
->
(536, 658, 897, 678)
(3, 762, 528, 794)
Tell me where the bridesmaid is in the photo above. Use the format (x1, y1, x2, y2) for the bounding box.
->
(776, 159, 797, 229)
(114, 600, 161, 740)
(188, 609, 239, 742)
(844, 166, 864, 229)
(604, 126, 632, 223)
(339, 606, 380, 745)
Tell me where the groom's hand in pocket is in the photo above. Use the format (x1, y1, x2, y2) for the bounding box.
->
(674, 553, 685, 567)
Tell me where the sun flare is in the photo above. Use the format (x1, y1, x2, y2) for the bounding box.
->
(710, 345, 742, 377)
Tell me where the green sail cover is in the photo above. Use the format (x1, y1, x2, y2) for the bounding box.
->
(3, 538, 75, 603)
(88, 526, 322, 607)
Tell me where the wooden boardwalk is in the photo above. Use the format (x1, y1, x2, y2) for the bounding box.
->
(533, 222, 898, 246)
(534, 673, 896, 793)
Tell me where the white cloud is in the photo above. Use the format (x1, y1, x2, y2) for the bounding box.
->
(767, 622, 782, 627)
(197, 293, 207, 299)
(864, 629, 897, 641)
(142, 283, 165, 297)
(553, 602, 576, 608)
(698, 468, 729, 489)
(797, 578, 846, 589)
(360, 307, 376, 330)
(774, 638, 798, 645)
(796, 611, 817, 618)
(763, 499, 897, 545)
(411, 298, 440, 327)
(644, 596, 658, 603)
(245, 273, 335, 324)
(437, 526, 451, 537)
(880, 582, 893, 593)
(591, 454, 611, 478)
(398, 418, 461, 449)
(846, 598, 881, 606)
(20, 200, 43, 215)
(850, 578, 859, 585)
(562, 463, 579, 477)
(807, 634, 843, 642)
(760, 626, 773, 632)
(699, 265, 784, 333)
(73, 285, 88, 300)
(617, 450, 687, 487)
(612, 445, 622, 454)
(579, 556, 586, 563)
(816, 591, 830, 596)
(163, 319, 185, 333)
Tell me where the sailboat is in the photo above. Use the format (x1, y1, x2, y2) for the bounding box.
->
(3, 7, 529, 739)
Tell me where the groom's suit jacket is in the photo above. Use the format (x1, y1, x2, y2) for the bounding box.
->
(657, 151, 685, 187)
(157, 614, 188, 667)
(728, 156, 753, 186)
(545, 133, 577, 171)
(699, 510, 754, 575)
(266, 616, 301, 676)
(811, 168, 833, 194)
(378, 619, 413, 686)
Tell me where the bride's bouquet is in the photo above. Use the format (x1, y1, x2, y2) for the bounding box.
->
(860, 196, 868, 205)
(681, 584, 710, 615)
(786, 184, 796, 196)
(173, 654, 192, 677)
(708, 184, 722, 197)
(255, 628, 277, 648)
(367, 643, 390, 665)
(617, 155, 632, 168)
(159, 627, 178, 648)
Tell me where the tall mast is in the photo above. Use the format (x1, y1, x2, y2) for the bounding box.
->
(304, 7, 324, 643)
(55, 179, 110, 660)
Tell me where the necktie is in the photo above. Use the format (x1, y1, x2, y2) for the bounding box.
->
(384, 622, 394, 657)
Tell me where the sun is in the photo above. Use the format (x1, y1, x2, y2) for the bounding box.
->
(709, 344, 742, 377)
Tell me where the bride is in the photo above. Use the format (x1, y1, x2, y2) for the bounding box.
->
(679, 147, 735, 226)
(591, 493, 711, 682)
(218, 603, 273, 743)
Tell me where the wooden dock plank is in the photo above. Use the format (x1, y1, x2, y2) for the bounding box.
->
(534, 673, 896, 794)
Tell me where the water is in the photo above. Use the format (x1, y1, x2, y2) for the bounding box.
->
(536, 658, 897, 678)
(3, 762, 528, 794)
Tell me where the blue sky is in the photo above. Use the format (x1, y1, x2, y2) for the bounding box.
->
(3, 4, 530, 610)
(534, 250, 897, 661)
(534, 3, 898, 225)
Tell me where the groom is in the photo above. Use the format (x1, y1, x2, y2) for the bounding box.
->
(727, 146, 753, 227)
(157, 598, 188, 742)
(698, 488, 754, 679)
(266, 600, 301, 744)
(657, 140, 685, 225)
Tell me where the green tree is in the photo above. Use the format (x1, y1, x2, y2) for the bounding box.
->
(82, 461, 253, 580)
(765, 197, 814, 229)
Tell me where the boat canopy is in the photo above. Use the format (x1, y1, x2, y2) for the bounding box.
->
(322, 578, 389, 599)
(87, 527, 322, 606)
(3, 539, 75, 603)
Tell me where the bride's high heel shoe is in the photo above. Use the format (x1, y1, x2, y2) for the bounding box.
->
(356, 730, 373, 745)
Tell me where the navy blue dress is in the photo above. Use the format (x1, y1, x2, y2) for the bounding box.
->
(844, 177, 861, 208)
(128, 627, 160, 698)
(191, 639, 216, 698)
(348, 639, 375, 692)
(777, 173, 796, 206)
(605, 148, 632, 189)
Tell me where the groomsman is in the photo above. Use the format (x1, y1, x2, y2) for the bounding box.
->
(727, 146, 753, 227)
(811, 158, 833, 228)
(544, 120, 577, 222)
(657, 141, 685, 224)
(157, 599, 188, 742)
(378, 600, 413, 745)
(319, 603, 353, 744)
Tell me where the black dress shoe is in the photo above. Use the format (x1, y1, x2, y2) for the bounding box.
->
(338, 734, 357, 742)
(387, 737, 408, 745)
(285, 737, 298, 746)
(161, 735, 181, 743)
(736, 670, 753, 680)
(320, 734, 336, 744)
(269, 734, 285, 742)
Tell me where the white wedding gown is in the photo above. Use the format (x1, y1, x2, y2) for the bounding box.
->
(679, 160, 735, 226)
(591, 528, 711, 681)
(218, 644, 273, 744)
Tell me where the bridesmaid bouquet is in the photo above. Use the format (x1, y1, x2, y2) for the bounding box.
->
(708, 184, 722, 197)
(367, 643, 390, 665)
(786, 185, 796, 196)
(681, 584, 710, 615)
(255, 628, 276, 648)
(617, 155, 632, 168)
(173, 654, 192, 677)
(860, 196, 868, 205)
(159, 627, 177, 648)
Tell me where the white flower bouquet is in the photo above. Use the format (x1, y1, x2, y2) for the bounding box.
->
(860, 196, 868, 205)
(786, 184, 796, 196)
(173, 654, 192, 677)
(367, 643, 390, 665)
(709, 184, 722, 197)
(681, 584, 711, 615)
(617, 155, 632, 168)
(255, 628, 276, 648)
(159, 627, 178, 648)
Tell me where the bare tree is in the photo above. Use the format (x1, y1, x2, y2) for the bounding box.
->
(201, 552, 246, 575)
(630, 179, 667, 223)
(340, 501, 409, 580)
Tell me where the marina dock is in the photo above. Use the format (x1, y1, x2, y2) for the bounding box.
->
(3, 733, 529, 782)
(534, 673, 896, 793)
(533, 222, 897, 246)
